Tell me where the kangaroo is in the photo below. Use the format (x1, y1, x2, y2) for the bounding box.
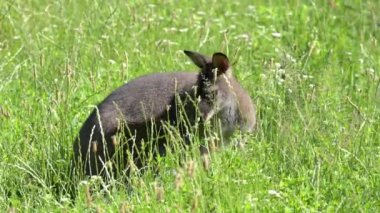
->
(72, 50, 256, 179)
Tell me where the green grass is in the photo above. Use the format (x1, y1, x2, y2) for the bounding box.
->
(1, 0, 380, 211)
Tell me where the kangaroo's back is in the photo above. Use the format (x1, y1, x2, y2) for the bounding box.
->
(72, 72, 199, 176)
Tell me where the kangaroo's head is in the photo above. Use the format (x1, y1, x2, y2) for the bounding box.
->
(184, 50, 256, 140)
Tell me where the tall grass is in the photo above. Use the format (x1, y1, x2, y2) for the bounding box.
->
(0, 0, 379, 211)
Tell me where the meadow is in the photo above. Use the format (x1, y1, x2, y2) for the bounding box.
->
(0, 0, 379, 211)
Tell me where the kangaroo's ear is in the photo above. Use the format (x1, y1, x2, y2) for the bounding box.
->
(212, 52, 230, 74)
(184, 50, 212, 68)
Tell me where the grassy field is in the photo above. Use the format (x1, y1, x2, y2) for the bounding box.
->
(1, 0, 380, 211)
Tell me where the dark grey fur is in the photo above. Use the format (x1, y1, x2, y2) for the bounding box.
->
(72, 50, 256, 178)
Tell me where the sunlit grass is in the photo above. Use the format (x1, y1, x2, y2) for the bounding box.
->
(0, 0, 379, 211)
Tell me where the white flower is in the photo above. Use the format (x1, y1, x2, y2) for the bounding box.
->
(271, 32, 282, 38)
(268, 189, 282, 198)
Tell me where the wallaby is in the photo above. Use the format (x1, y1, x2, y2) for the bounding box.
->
(71, 50, 256, 179)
